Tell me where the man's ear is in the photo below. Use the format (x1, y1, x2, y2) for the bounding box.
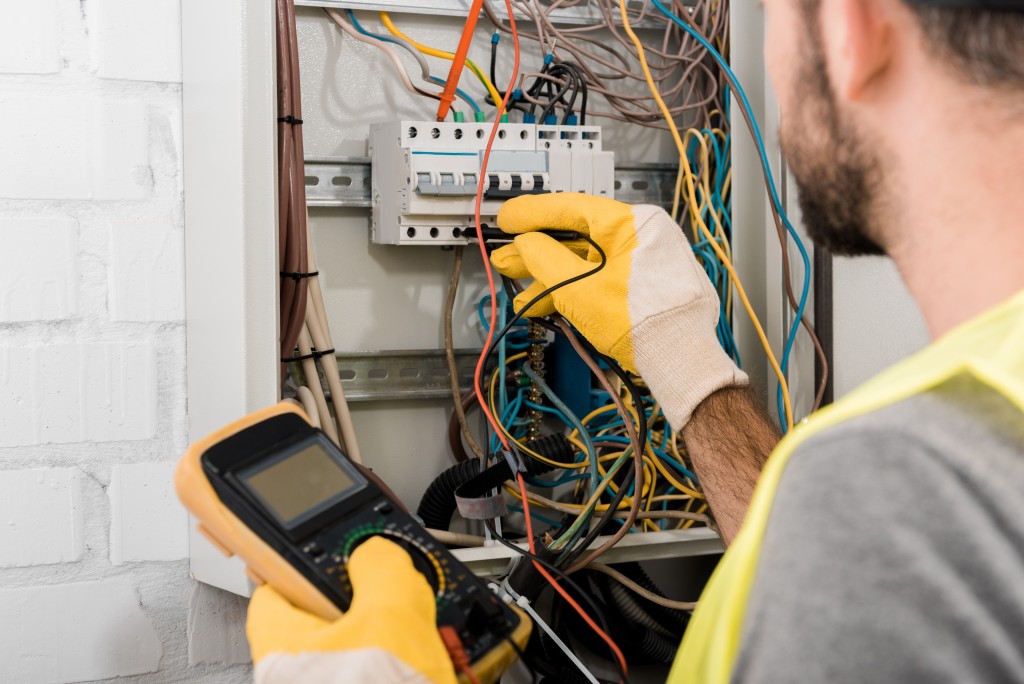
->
(820, 0, 894, 102)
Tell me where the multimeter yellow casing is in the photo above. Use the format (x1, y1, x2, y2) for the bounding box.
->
(176, 402, 531, 684)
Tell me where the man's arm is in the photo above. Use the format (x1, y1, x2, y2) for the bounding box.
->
(682, 387, 781, 545)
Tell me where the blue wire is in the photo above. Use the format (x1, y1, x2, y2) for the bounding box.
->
(649, 0, 810, 432)
(524, 400, 575, 431)
(596, 435, 699, 483)
(507, 504, 562, 528)
(345, 10, 482, 114)
(526, 472, 591, 488)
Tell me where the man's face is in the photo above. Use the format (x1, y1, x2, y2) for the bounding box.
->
(764, 0, 887, 256)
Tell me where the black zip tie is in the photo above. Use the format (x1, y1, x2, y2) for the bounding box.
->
(278, 115, 304, 125)
(280, 270, 319, 281)
(282, 347, 335, 363)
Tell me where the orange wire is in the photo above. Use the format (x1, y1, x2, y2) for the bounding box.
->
(516, 472, 629, 680)
(469, 5, 628, 680)
(436, 0, 486, 121)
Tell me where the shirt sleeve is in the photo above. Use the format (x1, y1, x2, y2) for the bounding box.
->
(731, 420, 1024, 684)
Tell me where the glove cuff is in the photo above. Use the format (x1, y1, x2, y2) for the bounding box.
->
(632, 306, 748, 431)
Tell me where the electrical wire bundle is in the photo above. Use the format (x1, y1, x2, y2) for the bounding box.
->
(484, 0, 729, 129)
(275, 0, 363, 463)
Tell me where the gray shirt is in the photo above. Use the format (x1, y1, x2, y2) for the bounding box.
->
(733, 374, 1024, 683)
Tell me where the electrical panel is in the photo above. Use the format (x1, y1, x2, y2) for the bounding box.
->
(369, 120, 614, 245)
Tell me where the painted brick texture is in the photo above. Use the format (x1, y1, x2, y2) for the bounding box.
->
(0, 1, 249, 682)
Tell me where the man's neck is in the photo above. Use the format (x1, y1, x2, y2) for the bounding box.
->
(883, 101, 1024, 340)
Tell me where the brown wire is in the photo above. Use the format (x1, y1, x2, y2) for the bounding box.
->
(554, 320, 644, 574)
(483, 0, 729, 127)
(445, 247, 486, 461)
(276, 0, 309, 382)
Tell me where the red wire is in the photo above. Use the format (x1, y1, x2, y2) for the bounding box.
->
(467, 5, 628, 677)
(517, 472, 629, 679)
(470, 5, 520, 444)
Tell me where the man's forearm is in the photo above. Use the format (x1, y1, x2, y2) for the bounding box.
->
(682, 387, 781, 545)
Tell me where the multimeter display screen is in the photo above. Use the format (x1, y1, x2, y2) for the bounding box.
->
(242, 444, 356, 525)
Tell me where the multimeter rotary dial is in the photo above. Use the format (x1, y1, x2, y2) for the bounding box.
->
(337, 525, 448, 599)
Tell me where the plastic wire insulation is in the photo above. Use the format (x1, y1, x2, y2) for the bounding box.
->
(615, 0, 794, 430)
(435, 0, 487, 121)
(520, 363, 599, 491)
(444, 247, 486, 460)
(648, 0, 813, 429)
(345, 10, 482, 113)
(324, 9, 455, 115)
(554, 320, 646, 573)
(380, 11, 502, 111)
(517, 472, 630, 679)
(468, 5, 630, 672)
(301, 223, 363, 462)
(588, 563, 697, 611)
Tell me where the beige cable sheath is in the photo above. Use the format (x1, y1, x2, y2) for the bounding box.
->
(587, 563, 697, 611)
(294, 385, 322, 428)
(427, 529, 487, 548)
(296, 328, 339, 444)
(302, 220, 363, 463)
(324, 8, 453, 112)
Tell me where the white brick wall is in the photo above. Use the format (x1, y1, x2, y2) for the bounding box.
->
(0, 1, 60, 74)
(109, 462, 188, 564)
(0, 1, 249, 681)
(0, 579, 162, 682)
(0, 468, 83, 567)
(0, 218, 78, 322)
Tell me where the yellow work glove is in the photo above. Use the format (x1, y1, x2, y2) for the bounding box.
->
(491, 193, 748, 429)
(246, 536, 457, 684)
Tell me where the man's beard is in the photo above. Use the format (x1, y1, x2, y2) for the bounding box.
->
(779, 22, 887, 257)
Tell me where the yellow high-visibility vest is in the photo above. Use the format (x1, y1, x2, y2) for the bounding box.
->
(668, 290, 1024, 683)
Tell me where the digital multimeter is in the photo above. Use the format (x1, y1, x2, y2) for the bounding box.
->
(176, 403, 531, 683)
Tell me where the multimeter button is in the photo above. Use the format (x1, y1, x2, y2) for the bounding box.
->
(374, 501, 393, 515)
(196, 525, 234, 558)
(303, 543, 324, 557)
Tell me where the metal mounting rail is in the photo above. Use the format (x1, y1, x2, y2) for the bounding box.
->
(331, 349, 483, 402)
(305, 157, 680, 210)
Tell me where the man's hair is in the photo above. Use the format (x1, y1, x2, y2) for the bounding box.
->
(909, 7, 1024, 87)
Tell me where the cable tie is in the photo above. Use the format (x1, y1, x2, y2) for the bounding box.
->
(279, 270, 319, 281)
(277, 115, 304, 125)
(502, 447, 526, 474)
(281, 347, 336, 363)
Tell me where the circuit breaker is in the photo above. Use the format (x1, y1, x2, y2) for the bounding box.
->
(369, 120, 614, 245)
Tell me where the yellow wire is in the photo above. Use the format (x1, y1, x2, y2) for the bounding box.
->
(650, 494, 696, 504)
(488, 353, 588, 468)
(380, 12, 503, 112)
(616, 0, 794, 430)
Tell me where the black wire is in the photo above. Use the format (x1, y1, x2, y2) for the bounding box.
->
(547, 65, 580, 125)
(558, 62, 589, 124)
(490, 36, 499, 93)
(545, 326, 648, 569)
(549, 63, 586, 125)
(537, 79, 573, 123)
(557, 460, 636, 569)
(478, 234, 607, 411)
(485, 520, 631, 684)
